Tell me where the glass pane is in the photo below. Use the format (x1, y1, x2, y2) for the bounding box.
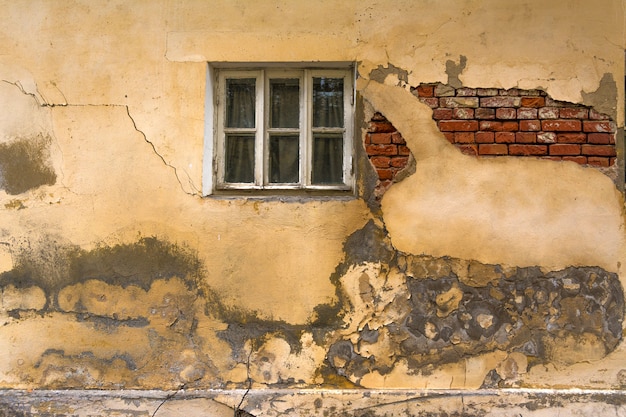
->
(226, 78, 255, 128)
(225, 134, 255, 183)
(270, 78, 299, 128)
(313, 77, 344, 128)
(312, 134, 343, 184)
(269, 135, 299, 183)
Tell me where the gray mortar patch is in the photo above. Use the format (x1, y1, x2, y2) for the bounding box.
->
(0, 135, 56, 195)
(582, 73, 618, 121)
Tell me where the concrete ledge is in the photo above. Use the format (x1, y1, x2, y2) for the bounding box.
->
(0, 388, 625, 416)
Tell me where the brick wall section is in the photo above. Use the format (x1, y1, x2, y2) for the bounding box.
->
(365, 112, 410, 192)
(412, 83, 617, 167)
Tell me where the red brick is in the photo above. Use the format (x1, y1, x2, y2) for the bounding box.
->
(563, 156, 587, 164)
(538, 107, 559, 119)
(377, 168, 394, 180)
(442, 132, 455, 143)
(541, 120, 581, 132)
(398, 145, 411, 155)
(366, 144, 397, 156)
(509, 144, 547, 156)
(369, 133, 392, 144)
(587, 133, 612, 144)
(520, 120, 541, 131)
(416, 84, 434, 97)
(500, 88, 520, 96)
(537, 132, 557, 143)
(440, 97, 479, 108)
(419, 97, 439, 108)
(581, 144, 616, 157)
(520, 97, 545, 108)
(369, 120, 395, 133)
(515, 132, 537, 143)
(479, 143, 508, 155)
(583, 121, 614, 133)
(556, 133, 586, 143)
(456, 88, 477, 97)
(477, 88, 499, 96)
(480, 96, 521, 107)
(559, 107, 588, 119)
(475, 131, 494, 143)
(390, 157, 409, 168)
(550, 144, 581, 155)
(453, 108, 474, 119)
(610, 157, 616, 166)
(439, 120, 479, 132)
(433, 108, 453, 120)
(495, 132, 515, 143)
(370, 156, 391, 167)
(391, 132, 406, 144)
(457, 144, 478, 156)
(479, 121, 518, 132)
(587, 157, 610, 167)
(435, 84, 455, 97)
(454, 132, 475, 143)
(475, 108, 495, 119)
(517, 108, 538, 119)
(496, 108, 517, 119)
(589, 109, 609, 120)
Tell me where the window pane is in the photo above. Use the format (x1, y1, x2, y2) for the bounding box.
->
(312, 134, 343, 184)
(225, 134, 255, 183)
(313, 77, 344, 128)
(226, 78, 255, 128)
(269, 135, 299, 183)
(270, 78, 299, 128)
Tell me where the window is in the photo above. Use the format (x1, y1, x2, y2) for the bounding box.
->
(204, 64, 355, 195)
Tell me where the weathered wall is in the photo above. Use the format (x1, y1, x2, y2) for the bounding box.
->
(0, 0, 625, 415)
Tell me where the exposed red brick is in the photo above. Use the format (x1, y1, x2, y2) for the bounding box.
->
(587, 157, 610, 167)
(520, 97, 545, 108)
(541, 120, 581, 132)
(369, 133, 392, 144)
(377, 168, 394, 180)
(495, 132, 515, 143)
(587, 133, 612, 144)
(550, 144, 581, 155)
(480, 96, 521, 107)
(517, 108, 538, 119)
(556, 133, 586, 143)
(371, 112, 387, 121)
(370, 156, 391, 168)
(390, 157, 409, 168)
(589, 109, 609, 120)
(479, 121, 518, 132)
(366, 144, 397, 156)
(563, 156, 587, 164)
(520, 120, 541, 131)
(542, 156, 563, 162)
(442, 132, 455, 143)
(398, 145, 411, 155)
(559, 107, 588, 119)
(509, 144, 547, 156)
(477, 88, 500, 96)
(416, 84, 434, 97)
(515, 132, 537, 143)
(537, 132, 557, 143)
(369, 120, 396, 133)
(439, 120, 479, 131)
(610, 157, 616, 165)
(496, 108, 517, 119)
(500, 88, 520, 96)
(479, 143, 508, 155)
(457, 144, 478, 156)
(419, 97, 439, 108)
(454, 132, 475, 143)
(453, 108, 474, 119)
(475, 131, 494, 143)
(581, 144, 616, 157)
(456, 88, 477, 96)
(391, 132, 406, 144)
(583, 121, 614, 133)
(475, 108, 495, 119)
(433, 108, 453, 120)
(435, 84, 455, 97)
(538, 107, 559, 119)
(440, 97, 479, 108)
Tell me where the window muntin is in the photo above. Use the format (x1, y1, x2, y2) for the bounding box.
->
(214, 67, 354, 192)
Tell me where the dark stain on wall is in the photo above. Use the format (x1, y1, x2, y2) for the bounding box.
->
(0, 135, 56, 195)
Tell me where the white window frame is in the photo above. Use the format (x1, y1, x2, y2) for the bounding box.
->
(203, 63, 355, 196)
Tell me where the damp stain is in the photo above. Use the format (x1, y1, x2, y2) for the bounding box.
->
(0, 135, 56, 195)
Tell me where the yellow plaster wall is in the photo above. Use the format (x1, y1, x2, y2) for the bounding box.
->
(0, 0, 624, 393)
